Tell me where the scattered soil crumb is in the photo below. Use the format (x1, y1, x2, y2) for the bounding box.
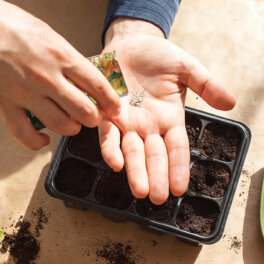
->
(230, 236, 242, 254)
(96, 240, 143, 264)
(0, 207, 49, 264)
(152, 240, 158, 247)
(239, 192, 244, 197)
(31, 207, 49, 237)
(242, 169, 251, 179)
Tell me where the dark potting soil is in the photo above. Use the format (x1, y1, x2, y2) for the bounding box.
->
(176, 196, 219, 236)
(135, 195, 178, 222)
(69, 126, 102, 162)
(96, 240, 142, 264)
(31, 207, 49, 237)
(0, 208, 48, 264)
(185, 115, 201, 148)
(55, 158, 97, 198)
(95, 170, 133, 210)
(230, 236, 242, 253)
(189, 160, 231, 198)
(200, 123, 241, 161)
(1, 221, 39, 264)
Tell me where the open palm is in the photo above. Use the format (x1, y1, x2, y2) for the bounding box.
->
(98, 36, 235, 205)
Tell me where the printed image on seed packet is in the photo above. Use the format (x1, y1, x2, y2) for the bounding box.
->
(88, 51, 128, 97)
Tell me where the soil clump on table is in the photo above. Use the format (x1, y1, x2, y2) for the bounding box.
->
(0, 207, 48, 264)
(96, 240, 142, 264)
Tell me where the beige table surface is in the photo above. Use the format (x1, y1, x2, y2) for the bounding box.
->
(1, 0, 264, 263)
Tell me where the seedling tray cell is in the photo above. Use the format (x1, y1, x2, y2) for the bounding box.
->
(135, 194, 178, 222)
(175, 196, 220, 237)
(189, 160, 231, 198)
(45, 107, 251, 244)
(95, 170, 134, 210)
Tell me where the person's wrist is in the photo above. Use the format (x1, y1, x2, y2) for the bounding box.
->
(105, 18, 165, 46)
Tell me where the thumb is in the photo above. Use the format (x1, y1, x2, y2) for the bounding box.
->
(178, 55, 236, 111)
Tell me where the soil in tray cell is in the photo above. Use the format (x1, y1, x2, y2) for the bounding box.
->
(176, 196, 219, 237)
(200, 123, 241, 161)
(135, 195, 178, 222)
(69, 127, 102, 162)
(189, 160, 231, 198)
(54, 159, 97, 198)
(185, 115, 201, 148)
(95, 170, 133, 210)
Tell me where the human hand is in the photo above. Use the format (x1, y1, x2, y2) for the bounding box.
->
(0, 1, 120, 150)
(98, 19, 235, 205)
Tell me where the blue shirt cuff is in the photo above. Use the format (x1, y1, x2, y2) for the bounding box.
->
(102, 0, 180, 47)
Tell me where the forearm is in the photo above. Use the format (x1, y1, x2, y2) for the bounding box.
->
(103, 0, 180, 46)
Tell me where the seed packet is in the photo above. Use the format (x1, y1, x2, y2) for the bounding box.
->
(27, 51, 127, 130)
(88, 51, 128, 97)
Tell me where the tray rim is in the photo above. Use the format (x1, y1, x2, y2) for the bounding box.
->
(44, 106, 251, 245)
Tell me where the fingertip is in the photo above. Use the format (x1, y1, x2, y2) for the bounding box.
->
(171, 188, 186, 197)
(230, 95, 236, 109)
(122, 132, 149, 199)
(219, 93, 236, 111)
(71, 121, 82, 134)
(169, 167, 190, 197)
(170, 185, 188, 197)
(104, 151, 124, 172)
(83, 111, 103, 128)
(77, 101, 103, 128)
(184, 60, 237, 111)
(62, 120, 82, 136)
(202, 80, 237, 111)
(130, 179, 149, 199)
(149, 189, 169, 205)
(132, 189, 149, 199)
(112, 160, 124, 172)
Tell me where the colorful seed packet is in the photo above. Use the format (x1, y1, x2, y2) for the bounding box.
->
(88, 51, 128, 97)
(27, 51, 127, 130)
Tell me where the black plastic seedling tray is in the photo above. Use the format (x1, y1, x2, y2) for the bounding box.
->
(45, 107, 251, 245)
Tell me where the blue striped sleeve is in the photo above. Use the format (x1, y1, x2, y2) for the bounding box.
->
(102, 0, 180, 46)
